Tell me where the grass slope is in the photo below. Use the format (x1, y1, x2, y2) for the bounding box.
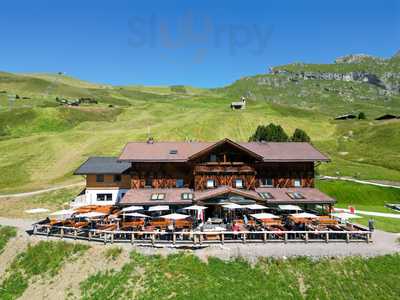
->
(80, 251, 400, 300)
(0, 241, 88, 300)
(0, 226, 16, 254)
(0, 63, 400, 193)
(317, 180, 400, 232)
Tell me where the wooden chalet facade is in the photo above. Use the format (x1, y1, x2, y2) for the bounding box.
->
(74, 139, 334, 209)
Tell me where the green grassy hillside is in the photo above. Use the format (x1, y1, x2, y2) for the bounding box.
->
(0, 53, 399, 193)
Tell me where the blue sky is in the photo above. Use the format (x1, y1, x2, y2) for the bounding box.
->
(0, 0, 399, 87)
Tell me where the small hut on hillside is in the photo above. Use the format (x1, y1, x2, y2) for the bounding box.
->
(231, 96, 246, 110)
(375, 114, 399, 121)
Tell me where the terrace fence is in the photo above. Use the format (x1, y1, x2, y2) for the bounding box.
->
(32, 224, 372, 246)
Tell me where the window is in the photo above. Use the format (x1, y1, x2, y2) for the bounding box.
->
(97, 193, 112, 201)
(260, 178, 273, 187)
(181, 193, 194, 200)
(206, 179, 215, 188)
(259, 192, 274, 200)
(145, 177, 153, 187)
(234, 179, 243, 189)
(114, 174, 121, 182)
(96, 174, 104, 183)
(287, 192, 305, 199)
(210, 154, 217, 162)
(150, 193, 165, 200)
(294, 179, 301, 187)
(176, 179, 184, 188)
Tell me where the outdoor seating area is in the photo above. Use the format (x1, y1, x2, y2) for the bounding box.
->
(33, 203, 372, 245)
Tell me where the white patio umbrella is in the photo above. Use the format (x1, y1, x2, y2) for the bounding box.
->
(121, 206, 144, 212)
(222, 203, 243, 210)
(250, 213, 280, 220)
(25, 208, 50, 214)
(49, 209, 75, 219)
(183, 205, 207, 211)
(148, 205, 170, 212)
(331, 212, 361, 220)
(290, 212, 318, 219)
(278, 205, 302, 212)
(122, 212, 150, 218)
(245, 204, 269, 210)
(75, 212, 107, 219)
(160, 213, 190, 220)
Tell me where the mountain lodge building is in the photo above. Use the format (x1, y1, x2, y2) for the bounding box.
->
(74, 138, 335, 216)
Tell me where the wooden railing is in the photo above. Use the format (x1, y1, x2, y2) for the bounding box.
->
(32, 224, 372, 245)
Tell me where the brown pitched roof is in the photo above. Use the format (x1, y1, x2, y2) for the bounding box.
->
(119, 187, 335, 206)
(119, 188, 194, 205)
(195, 186, 262, 202)
(119, 139, 329, 162)
(255, 187, 335, 204)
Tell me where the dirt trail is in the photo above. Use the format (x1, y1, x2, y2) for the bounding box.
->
(0, 182, 84, 199)
(19, 245, 130, 300)
(0, 230, 33, 278)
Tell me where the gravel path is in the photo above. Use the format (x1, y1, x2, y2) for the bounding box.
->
(334, 208, 400, 219)
(0, 182, 84, 199)
(320, 176, 400, 189)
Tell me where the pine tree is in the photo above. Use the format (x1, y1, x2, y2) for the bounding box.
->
(291, 128, 311, 142)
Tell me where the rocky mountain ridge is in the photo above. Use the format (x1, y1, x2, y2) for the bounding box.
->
(268, 52, 400, 95)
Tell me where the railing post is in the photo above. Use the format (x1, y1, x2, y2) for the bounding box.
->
(367, 232, 371, 243)
(111, 233, 114, 244)
(151, 233, 155, 246)
(199, 233, 203, 245)
(60, 228, 64, 239)
(103, 233, 107, 245)
(346, 233, 350, 243)
(305, 232, 308, 243)
(221, 233, 224, 245)
(325, 232, 329, 243)
(74, 229, 77, 240)
(263, 232, 267, 243)
(173, 233, 176, 245)
(242, 233, 246, 244)
(33, 224, 37, 235)
(131, 233, 135, 245)
(284, 232, 288, 244)
(88, 231, 92, 241)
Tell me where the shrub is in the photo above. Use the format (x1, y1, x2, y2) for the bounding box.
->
(291, 128, 311, 142)
(358, 112, 366, 119)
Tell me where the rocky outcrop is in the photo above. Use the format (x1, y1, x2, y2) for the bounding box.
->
(269, 69, 400, 94)
(334, 54, 383, 64)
